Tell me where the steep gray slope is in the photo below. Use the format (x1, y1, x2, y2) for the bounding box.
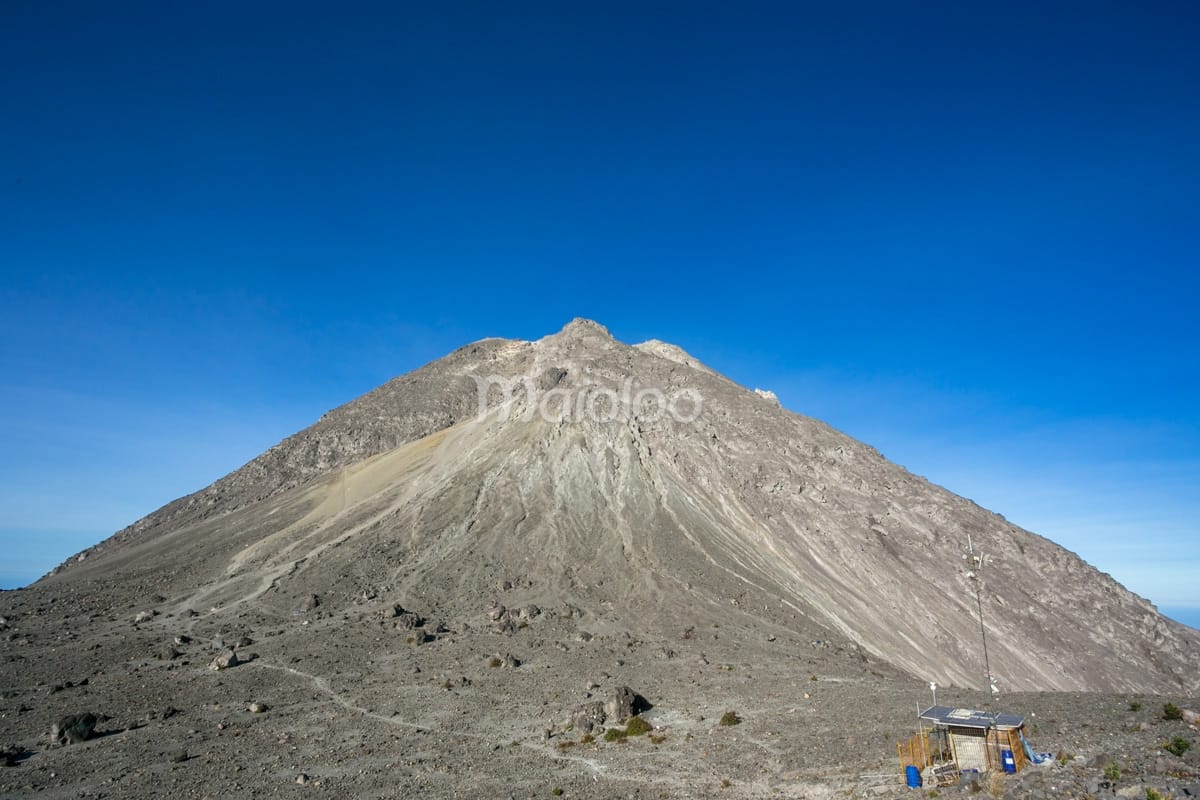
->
(47, 319, 1200, 693)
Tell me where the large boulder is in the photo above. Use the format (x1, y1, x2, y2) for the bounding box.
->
(604, 686, 638, 724)
(209, 650, 240, 671)
(49, 713, 98, 746)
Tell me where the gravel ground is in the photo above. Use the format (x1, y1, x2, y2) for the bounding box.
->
(2, 584, 1196, 799)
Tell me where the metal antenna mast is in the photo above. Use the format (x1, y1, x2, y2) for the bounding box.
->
(964, 534, 997, 702)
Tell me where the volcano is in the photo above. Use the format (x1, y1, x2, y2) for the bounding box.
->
(3, 318, 1196, 798)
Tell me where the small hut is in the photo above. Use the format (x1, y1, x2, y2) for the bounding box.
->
(897, 706, 1028, 787)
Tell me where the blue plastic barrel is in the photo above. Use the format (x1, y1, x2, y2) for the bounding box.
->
(1002, 749, 1016, 773)
(905, 765, 922, 787)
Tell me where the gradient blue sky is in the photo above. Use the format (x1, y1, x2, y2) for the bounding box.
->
(2, 2, 1197, 624)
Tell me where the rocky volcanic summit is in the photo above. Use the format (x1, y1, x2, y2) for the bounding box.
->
(2, 319, 1197, 799)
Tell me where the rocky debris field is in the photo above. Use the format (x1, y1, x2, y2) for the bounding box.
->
(1, 582, 1196, 799)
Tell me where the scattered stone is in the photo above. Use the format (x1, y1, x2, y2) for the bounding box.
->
(303, 594, 320, 612)
(171, 749, 188, 763)
(517, 605, 541, 621)
(1183, 709, 1200, 725)
(498, 579, 513, 591)
(440, 675, 470, 690)
(49, 712, 98, 746)
(570, 701, 607, 734)
(236, 636, 254, 648)
(296, 773, 309, 785)
(249, 702, 268, 713)
(394, 611, 426, 631)
(159, 645, 180, 661)
(133, 610, 157, 624)
(2, 744, 23, 767)
(174, 634, 191, 645)
(486, 603, 507, 622)
(209, 650, 240, 671)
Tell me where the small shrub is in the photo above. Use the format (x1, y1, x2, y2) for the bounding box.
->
(1057, 751, 1074, 766)
(626, 716, 652, 737)
(720, 778, 731, 788)
(1130, 701, 1143, 712)
(927, 791, 940, 798)
(551, 789, 563, 797)
(649, 733, 666, 745)
(1146, 789, 1164, 800)
(1163, 703, 1183, 721)
(603, 727, 627, 742)
(488, 656, 502, 668)
(1164, 736, 1191, 757)
(555, 740, 575, 751)
(1103, 762, 1121, 782)
(810, 674, 818, 681)
(719, 711, 742, 727)
(580, 733, 594, 745)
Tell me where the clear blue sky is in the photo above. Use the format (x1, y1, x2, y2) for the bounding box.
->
(2, 2, 1197, 624)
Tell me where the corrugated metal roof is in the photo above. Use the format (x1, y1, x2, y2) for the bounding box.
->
(918, 705, 1025, 729)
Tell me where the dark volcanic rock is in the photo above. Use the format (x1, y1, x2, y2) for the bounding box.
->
(49, 713, 97, 746)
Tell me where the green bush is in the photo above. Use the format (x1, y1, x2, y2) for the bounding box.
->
(719, 711, 742, 727)
(1103, 762, 1121, 782)
(1164, 736, 1191, 757)
(603, 727, 627, 742)
(1129, 701, 1142, 712)
(1163, 703, 1183, 721)
(626, 716, 652, 736)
